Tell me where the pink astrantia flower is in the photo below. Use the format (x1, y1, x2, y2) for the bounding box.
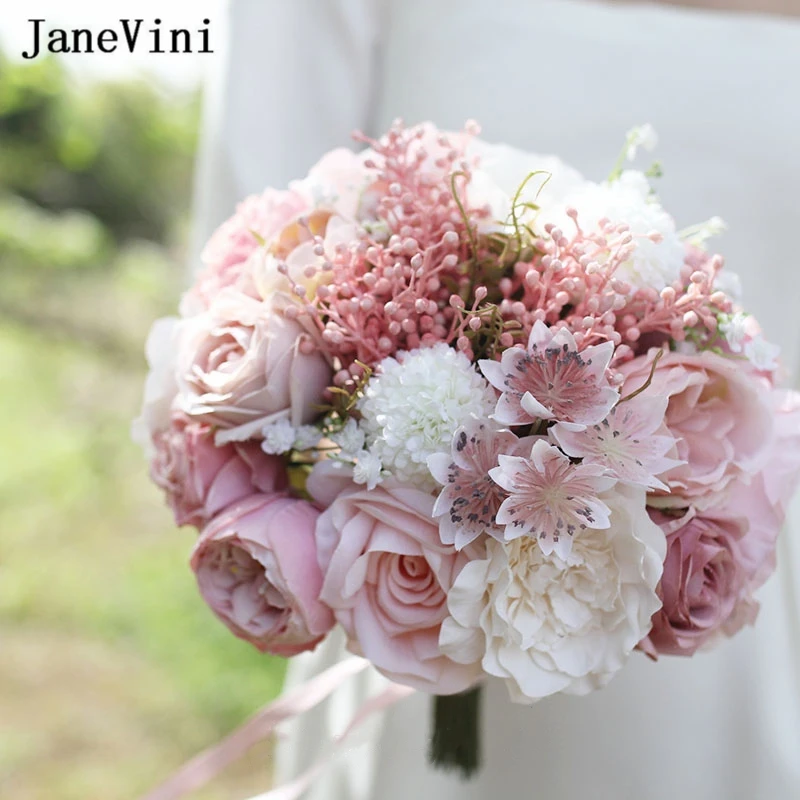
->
(550, 395, 682, 491)
(489, 439, 616, 558)
(479, 321, 618, 429)
(427, 418, 534, 550)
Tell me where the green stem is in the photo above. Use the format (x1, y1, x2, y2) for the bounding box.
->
(428, 686, 482, 779)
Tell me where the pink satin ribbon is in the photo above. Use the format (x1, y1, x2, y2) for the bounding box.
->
(141, 656, 396, 800)
(249, 681, 415, 800)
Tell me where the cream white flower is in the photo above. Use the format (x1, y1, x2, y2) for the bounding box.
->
(358, 344, 496, 489)
(440, 484, 665, 703)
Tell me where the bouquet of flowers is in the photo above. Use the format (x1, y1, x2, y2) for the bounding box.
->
(135, 121, 800, 780)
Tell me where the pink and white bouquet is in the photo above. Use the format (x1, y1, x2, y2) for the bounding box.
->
(135, 121, 800, 778)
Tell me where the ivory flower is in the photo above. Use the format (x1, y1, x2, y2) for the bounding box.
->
(440, 484, 665, 703)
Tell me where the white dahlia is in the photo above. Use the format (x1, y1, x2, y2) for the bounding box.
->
(358, 344, 496, 490)
(440, 484, 666, 703)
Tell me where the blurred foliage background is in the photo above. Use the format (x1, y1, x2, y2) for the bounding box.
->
(0, 51, 285, 799)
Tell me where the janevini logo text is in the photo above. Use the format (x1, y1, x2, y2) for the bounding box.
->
(21, 18, 213, 60)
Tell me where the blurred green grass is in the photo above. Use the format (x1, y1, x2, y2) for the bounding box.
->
(0, 54, 286, 799)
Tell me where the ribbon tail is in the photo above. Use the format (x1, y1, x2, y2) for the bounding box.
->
(140, 656, 369, 800)
(249, 682, 415, 800)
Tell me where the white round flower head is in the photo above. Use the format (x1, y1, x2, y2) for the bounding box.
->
(549, 170, 685, 291)
(261, 417, 296, 455)
(358, 343, 497, 489)
(440, 484, 666, 704)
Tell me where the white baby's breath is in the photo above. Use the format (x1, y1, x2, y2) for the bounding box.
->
(679, 215, 727, 248)
(719, 312, 749, 353)
(624, 123, 659, 161)
(358, 343, 496, 489)
(744, 336, 781, 372)
(332, 417, 365, 457)
(261, 417, 296, 454)
(352, 449, 384, 490)
(293, 425, 323, 451)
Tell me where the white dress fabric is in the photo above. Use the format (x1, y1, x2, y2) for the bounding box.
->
(193, 2, 800, 798)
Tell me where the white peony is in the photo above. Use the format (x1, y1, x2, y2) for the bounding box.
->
(440, 484, 666, 703)
(358, 343, 496, 490)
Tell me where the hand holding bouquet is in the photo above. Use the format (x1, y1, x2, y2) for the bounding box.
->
(135, 121, 800, 780)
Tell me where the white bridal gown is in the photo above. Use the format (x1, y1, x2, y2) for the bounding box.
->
(193, 2, 800, 798)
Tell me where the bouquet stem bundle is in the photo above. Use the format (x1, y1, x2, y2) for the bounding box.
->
(429, 686, 482, 778)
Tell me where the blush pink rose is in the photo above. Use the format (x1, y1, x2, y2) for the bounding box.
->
(191, 494, 334, 656)
(714, 389, 800, 596)
(641, 508, 750, 657)
(178, 291, 332, 443)
(183, 190, 309, 314)
(315, 480, 481, 694)
(620, 348, 772, 508)
(150, 413, 289, 529)
(641, 391, 800, 660)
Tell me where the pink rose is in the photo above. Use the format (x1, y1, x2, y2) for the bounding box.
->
(641, 394, 800, 659)
(714, 389, 800, 593)
(315, 480, 480, 694)
(178, 291, 332, 443)
(641, 508, 750, 657)
(150, 413, 289, 529)
(191, 494, 334, 656)
(620, 349, 772, 508)
(183, 190, 309, 313)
